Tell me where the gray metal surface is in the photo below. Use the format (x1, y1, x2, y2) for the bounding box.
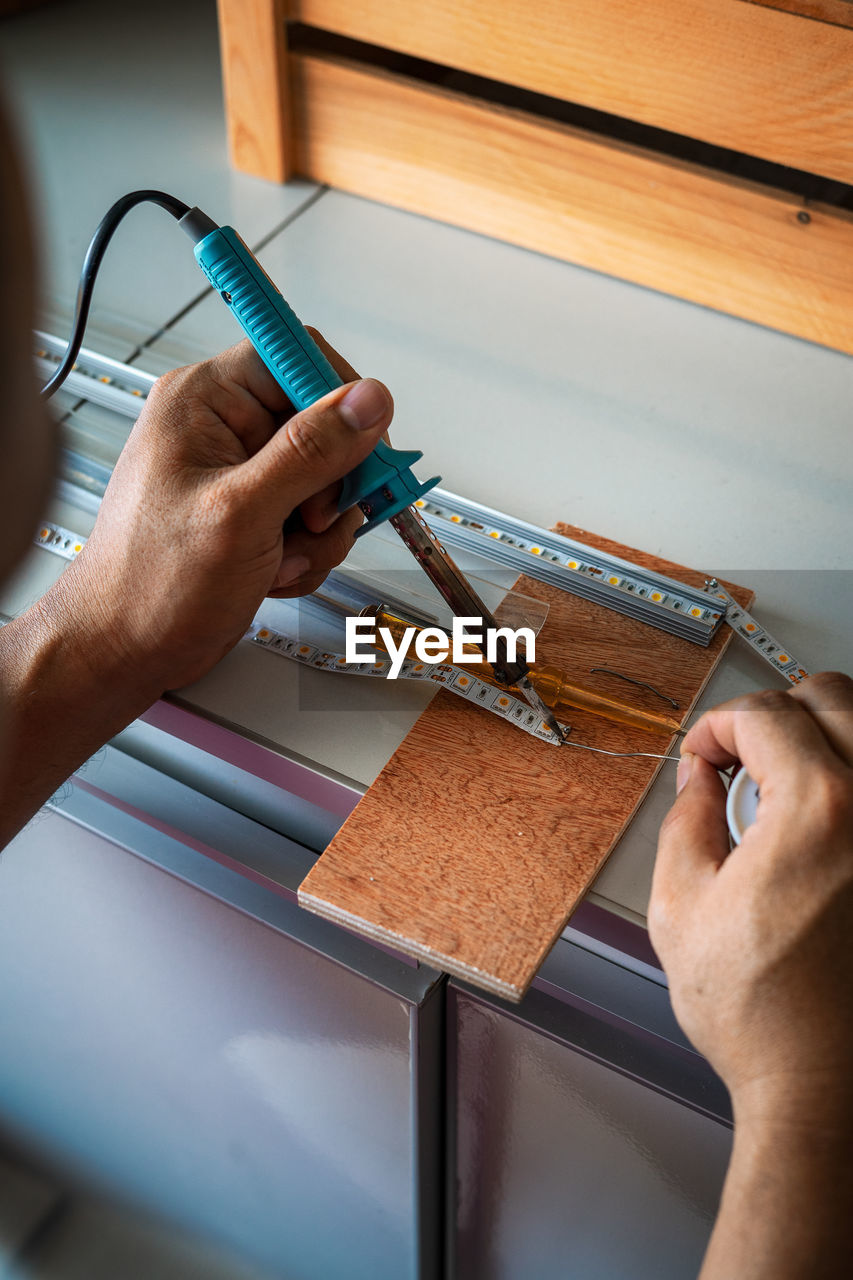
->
(60, 750, 432, 997)
(448, 982, 731, 1280)
(0, 771, 442, 1279)
(111, 717, 350, 854)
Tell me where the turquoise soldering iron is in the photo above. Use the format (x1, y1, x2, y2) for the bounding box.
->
(42, 191, 563, 744)
(179, 206, 439, 536)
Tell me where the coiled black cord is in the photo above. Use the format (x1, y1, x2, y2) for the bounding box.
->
(41, 189, 190, 400)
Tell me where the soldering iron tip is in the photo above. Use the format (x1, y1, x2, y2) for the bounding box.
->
(517, 676, 564, 746)
(543, 713, 565, 746)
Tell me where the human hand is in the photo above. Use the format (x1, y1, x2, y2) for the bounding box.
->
(41, 334, 393, 695)
(649, 672, 853, 1124)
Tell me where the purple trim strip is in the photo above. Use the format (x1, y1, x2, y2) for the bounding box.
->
(71, 775, 298, 903)
(140, 699, 362, 820)
(70, 775, 418, 969)
(569, 900, 662, 971)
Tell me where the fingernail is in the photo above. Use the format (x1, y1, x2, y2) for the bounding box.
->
(676, 752, 694, 795)
(276, 554, 311, 586)
(338, 379, 391, 431)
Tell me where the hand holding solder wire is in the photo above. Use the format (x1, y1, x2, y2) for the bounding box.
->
(45, 336, 394, 694)
(650, 671, 853, 1279)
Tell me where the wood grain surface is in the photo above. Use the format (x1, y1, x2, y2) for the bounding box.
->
(217, 0, 291, 181)
(293, 0, 853, 182)
(291, 53, 853, 355)
(299, 527, 753, 1001)
(748, 0, 853, 30)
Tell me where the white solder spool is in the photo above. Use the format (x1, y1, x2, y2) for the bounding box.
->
(727, 767, 760, 844)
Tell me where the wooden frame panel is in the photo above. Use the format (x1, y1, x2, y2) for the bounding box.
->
(217, 0, 291, 181)
(293, 0, 853, 182)
(291, 53, 853, 354)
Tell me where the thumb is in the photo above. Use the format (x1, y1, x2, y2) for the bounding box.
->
(243, 378, 393, 514)
(650, 754, 731, 932)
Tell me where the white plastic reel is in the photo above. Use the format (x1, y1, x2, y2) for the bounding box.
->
(726, 767, 760, 844)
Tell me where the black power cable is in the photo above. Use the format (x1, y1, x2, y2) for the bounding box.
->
(41, 189, 190, 400)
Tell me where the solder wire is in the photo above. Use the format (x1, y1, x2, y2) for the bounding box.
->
(565, 742, 680, 762)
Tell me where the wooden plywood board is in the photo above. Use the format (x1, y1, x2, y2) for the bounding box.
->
(294, 0, 853, 183)
(299, 526, 754, 1001)
(291, 53, 853, 355)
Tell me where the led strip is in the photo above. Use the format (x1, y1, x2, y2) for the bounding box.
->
(413, 491, 722, 644)
(34, 521, 86, 560)
(30, 520, 809, 687)
(704, 580, 809, 685)
(248, 623, 570, 745)
(32, 333, 724, 643)
(35, 330, 156, 418)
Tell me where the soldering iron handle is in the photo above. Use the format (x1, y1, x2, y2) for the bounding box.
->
(190, 224, 345, 408)
(186, 218, 440, 533)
